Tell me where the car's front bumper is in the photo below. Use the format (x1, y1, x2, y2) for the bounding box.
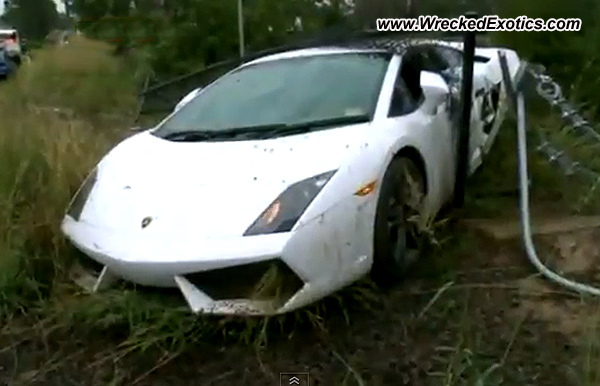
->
(62, 215, 291, 287)
(61, 212, 371, 315)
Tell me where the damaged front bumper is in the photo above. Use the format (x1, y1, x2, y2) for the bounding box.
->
(61, 188, 374, 316)
(62, 215, 308, 315)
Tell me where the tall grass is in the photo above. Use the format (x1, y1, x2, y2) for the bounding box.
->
(0, 36, 139, 320)
(14, 36, 139, 116)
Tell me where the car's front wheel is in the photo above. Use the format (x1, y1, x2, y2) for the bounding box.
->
(371, 156, 426, 286)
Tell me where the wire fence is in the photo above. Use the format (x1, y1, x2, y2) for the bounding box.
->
(526, 66, 600, 208)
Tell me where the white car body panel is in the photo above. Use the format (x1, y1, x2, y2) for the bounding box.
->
(62, 41, 522, 315)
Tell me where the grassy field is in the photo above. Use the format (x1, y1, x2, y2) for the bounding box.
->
(2, 36, 600, 385)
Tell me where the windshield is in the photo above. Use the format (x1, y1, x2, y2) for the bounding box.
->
(152, 52, 391, 139)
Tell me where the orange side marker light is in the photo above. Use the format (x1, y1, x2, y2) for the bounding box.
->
(354, 181, 376, 196)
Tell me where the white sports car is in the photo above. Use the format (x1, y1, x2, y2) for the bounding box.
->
(62, 38, 522, 315)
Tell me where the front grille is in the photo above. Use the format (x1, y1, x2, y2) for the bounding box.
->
(184, 259, 304, 307)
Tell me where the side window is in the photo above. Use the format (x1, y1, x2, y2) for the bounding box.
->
(435, 46, 463, 68)
(434, 46, 464, 85)
(419, 45, 452, 73)
(388, 67, 419, 117)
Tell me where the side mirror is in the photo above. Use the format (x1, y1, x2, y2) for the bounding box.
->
(420, 70, 449, 99)
(420, 70, 449, 113)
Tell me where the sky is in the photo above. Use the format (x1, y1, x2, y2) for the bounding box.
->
(0, 0, 66, 16)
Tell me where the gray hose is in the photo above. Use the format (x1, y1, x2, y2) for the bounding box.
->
(517, 92, 600, 296)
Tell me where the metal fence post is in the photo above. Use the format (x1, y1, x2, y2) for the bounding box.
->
(238, 0, 245, 57)
(453, 11, 477, 208)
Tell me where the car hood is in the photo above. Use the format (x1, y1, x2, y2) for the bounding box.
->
(81, 123, 369, 239)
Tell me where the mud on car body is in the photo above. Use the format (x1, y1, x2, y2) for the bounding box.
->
(62, 37, 522, 315)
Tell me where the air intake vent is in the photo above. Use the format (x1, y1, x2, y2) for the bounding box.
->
(184, 259, 304, 306)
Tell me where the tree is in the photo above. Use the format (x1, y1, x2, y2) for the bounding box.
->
(352, 0, 495, 28)
(71, 0, 352, 78)
(3, 0, 59, 40)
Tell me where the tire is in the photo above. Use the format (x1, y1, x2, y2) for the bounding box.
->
(371, 156, 426, 286)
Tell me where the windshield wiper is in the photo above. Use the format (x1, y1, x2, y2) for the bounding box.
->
(162, 130, 217, 141)
(162, 124, 286, 142)
(254, 114, 371, 139)
(161, 114, 370, 142)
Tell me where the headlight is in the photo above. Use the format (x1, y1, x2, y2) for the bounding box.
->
(67, 168, 98, 221)
(243, 170, 337, 236)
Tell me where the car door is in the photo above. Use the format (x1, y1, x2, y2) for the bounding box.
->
(385, 50, 456, 209)
(423, 44, 489, 174)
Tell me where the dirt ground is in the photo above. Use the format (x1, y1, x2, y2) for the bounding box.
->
(2, 216, 600, 386)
